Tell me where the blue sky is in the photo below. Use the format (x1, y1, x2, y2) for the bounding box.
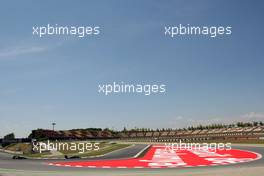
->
(0, 0, 264, 137)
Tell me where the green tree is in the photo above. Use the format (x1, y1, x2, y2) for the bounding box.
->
(4, 133, 15, 140)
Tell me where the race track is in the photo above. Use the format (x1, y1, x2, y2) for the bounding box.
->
(0, 144, 264, 176)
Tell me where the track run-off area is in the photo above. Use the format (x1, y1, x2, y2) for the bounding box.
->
(49, 145, 262, 169)
(1, 144, 264, 176)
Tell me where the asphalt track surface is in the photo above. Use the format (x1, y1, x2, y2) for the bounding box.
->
(0, 144, 264, 176)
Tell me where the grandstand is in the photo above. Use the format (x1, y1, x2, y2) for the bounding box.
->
(118, 126, 264, 143)
(29, 128, 118, 140)
(28, 122, 264, 143)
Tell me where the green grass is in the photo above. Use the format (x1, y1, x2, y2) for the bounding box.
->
(4, 143, 31, 154)
(5, 141, 131, 158)
(24, 152, 52, 158)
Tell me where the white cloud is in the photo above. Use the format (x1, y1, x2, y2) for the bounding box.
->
(175, 116, 183, 120)
(0, 46, 47, 58)
(241, 112, 264, 120)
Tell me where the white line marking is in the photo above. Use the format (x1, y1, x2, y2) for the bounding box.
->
(134, 145, 151, 158)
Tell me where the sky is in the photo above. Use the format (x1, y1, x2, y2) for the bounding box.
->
(0, 0, 264, 137)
